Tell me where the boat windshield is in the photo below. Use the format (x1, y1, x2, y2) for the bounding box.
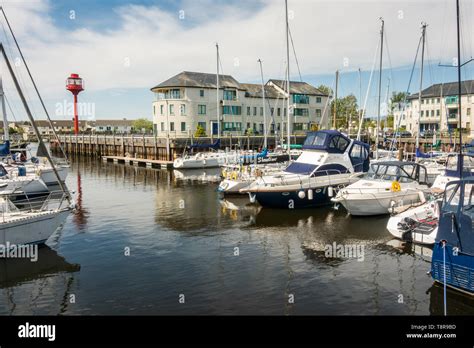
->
(303, 132, 328, 147)
(366, 163, 416, 183)
(442, 181, 474, 217)
(446, 155, 474, 173)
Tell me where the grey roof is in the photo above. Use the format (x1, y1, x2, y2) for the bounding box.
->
(151, 71, 243, 91)
(408, 80, 474, 100)
(269, 79, 328, 96)
(94, 119, 134, 126)
(240, 83, 282, 99)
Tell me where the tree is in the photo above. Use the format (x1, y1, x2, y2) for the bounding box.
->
(194, 124, 207, 137)
(331, 94, 359, 129)
(389, 91, 409, 112)
(316, 85, 333, 97)
(132, 118, 153, 133)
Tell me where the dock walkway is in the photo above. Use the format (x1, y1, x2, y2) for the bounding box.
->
(102, 156, 173, 169)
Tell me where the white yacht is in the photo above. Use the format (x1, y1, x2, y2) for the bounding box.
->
(240, 130, 370, 209)
(386, 154, 473, 245)
(332, 161, 430, 216)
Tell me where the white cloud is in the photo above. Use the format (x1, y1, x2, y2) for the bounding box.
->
(0, 0, 469, 105)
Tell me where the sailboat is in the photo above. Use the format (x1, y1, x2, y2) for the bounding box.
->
(0, 40, 74, 246)
(0, 75, 50, 197)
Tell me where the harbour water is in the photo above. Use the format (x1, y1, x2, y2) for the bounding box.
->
(0, 158, 473, 315)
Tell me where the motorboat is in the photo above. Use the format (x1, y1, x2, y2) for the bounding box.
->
(332, 161, 430, 216)
(240, 130, 370, 209)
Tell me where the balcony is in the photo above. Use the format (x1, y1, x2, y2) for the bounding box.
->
(445, 96, 459, 105)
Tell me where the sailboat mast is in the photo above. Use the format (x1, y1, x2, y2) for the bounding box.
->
(258, 59, 267, 149)
(416, 23, 427, 151)
(0, 44, 70, 201)
(0, 76, 9, 142)
(0, 6, 68, 163)
(285, 0, 291, 160)
(376, 18, 384, 160)
(216, 43, 220, 139)
(456, 0, 462, 155)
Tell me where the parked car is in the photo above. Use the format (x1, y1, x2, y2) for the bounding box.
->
(420, 129, 435, 137)
(394, 131, 412, 138)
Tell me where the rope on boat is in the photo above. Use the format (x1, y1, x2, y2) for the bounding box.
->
(442, 239, 447, 316)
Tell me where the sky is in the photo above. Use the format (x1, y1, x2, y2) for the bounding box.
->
(0, 0, 473, 122)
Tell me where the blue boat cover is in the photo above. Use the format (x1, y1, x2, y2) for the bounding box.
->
(241, 148, 268, 161)
(0, 140, 10, 156)
(285, 162, 318, 175)
(302, 130, 350, 153)
(416, 147, 439, 158)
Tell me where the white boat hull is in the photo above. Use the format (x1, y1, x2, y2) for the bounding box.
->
(0, 209, 71, 245)
(336, 191, 423, 216)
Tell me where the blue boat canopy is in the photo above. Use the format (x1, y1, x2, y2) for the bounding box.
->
(0, 140, 10, 157)
(302, 130, 351, 153)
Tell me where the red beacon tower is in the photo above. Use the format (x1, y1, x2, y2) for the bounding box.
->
(66, 73, 84, 135)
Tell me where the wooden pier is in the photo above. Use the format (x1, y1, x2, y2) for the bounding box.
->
(51, 134, 307, 161)
(102, 156, 173, 169)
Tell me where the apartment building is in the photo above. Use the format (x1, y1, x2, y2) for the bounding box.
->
(393, 80, 474, 136)
(150, 71, 329, 137)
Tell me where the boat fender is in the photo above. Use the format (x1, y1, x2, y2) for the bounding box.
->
(298, 190, 306, 199)
(328, 186, 334, 197)
(308, 189, 314, 200)
(391, 181, 401, 192)
(249, 193, 256, 204)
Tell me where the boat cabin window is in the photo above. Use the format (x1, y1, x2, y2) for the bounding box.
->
(446, 155, 474, 172)
(367, 164, 415, 182)
(443, 183, 461, 214)
(304, 132, 327, 147)
(329, 136, 349, 152)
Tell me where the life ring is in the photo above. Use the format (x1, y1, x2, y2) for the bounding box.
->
(391, 181, 401, 192)
(231, 171, 238, 180)
(221, 169, 227, 178)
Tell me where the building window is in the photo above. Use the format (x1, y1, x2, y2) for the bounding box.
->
(277, 108, 281, 116)
(160, 122, 164, 131)
(253, 107, 257, 116)
(223, 122, 242, 131)
(180, 104, 186, 116)
(222, 105, 241, 115)
(420, 110, 424, 117)
(223, 90, 237, 101)
(169, 104, 175, 115)
(153, 105, 156, 116)
(247, 106, 251, 116)
(181, 122, 186, 132)
(292, 94, 309, 104)
(160, 105, 164, 115)
(198, 121, 206, 131)
(294, 108, 309, 116)
(293, 123, 304, 131)
(260, 107, 263, 116)
(198, 105, 206, 115)
(200, 90, 204, 97)
(436, 110, 440, 116)
(431, 110, 434, 117)
(284, 108, 287, 117)
(271, 107, 274, 116)
(316, 97, 322, 103)
(163, 89, 180, 99)
(170, 122, 175, 132)
(468, 108, 471, 116)
(437, 98, 440, 103)
(316, 109, 322, 118)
